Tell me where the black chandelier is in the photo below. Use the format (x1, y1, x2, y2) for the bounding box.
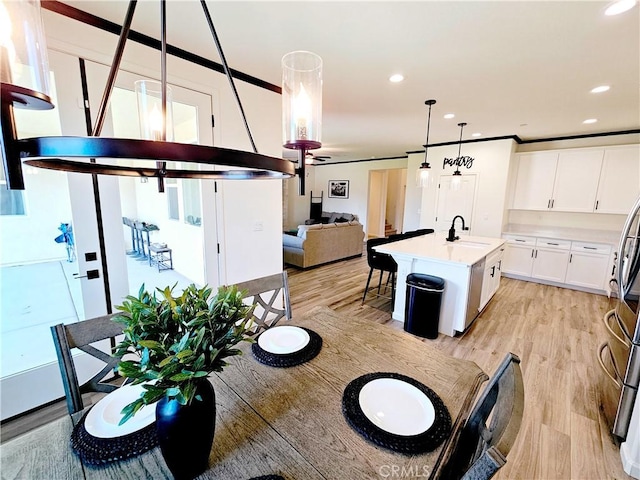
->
(0, 0, 302, 194)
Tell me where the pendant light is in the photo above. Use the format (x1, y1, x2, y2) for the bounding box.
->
(450, 122, 466, 191)
(282, 50, 323, 196)
(1, 0, 296, 194)
(416, 99, 436, 188)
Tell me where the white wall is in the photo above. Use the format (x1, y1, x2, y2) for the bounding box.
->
(290, 158, 408, 232)
(405, 139, 517, 237)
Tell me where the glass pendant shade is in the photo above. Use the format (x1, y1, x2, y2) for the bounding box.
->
(135, 80, 174, 141)
(451, 170, 462, 191)
(0, 0, 51, 100)
(416, 164, 432, 188)
(282, 51, 322, 149)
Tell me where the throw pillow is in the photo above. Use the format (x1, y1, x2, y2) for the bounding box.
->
(335, 217, 349, 223)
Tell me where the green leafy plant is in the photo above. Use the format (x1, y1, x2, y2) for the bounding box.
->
(113, 283, 253, 425)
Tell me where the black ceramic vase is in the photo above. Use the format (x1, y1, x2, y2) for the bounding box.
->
(155, 380, 216, 480)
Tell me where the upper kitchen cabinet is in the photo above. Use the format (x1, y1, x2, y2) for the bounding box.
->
(594, 146, 640, 214)
(511, 145, 640, 214)
(551, 149, 603, 212)
(512, 152, 558, 210)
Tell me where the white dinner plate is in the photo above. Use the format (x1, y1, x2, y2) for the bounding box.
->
(257, 326, 310, 354)
(84, 383, 157, 438)
(358, 378, 435, 436)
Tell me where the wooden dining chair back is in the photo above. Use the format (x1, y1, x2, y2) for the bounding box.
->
(51, 314, 124, 415)
(234, 271, 292, 336)
(438, 352, 525, 480)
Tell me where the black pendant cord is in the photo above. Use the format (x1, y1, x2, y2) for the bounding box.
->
(297, 148, 306, 196)
(79, 59, 113, 315)
(422, 99, 436, 168)
(156, 0, 167, 193)
(91, 0, 137, 138)
(200, 0, 258, 154)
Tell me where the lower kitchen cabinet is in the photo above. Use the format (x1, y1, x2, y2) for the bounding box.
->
(531, 238, 571, 283)
(565, 242, 612, 290)
(502, 236, 535, 276)
(502, 234, 613, 293)
(480, 247, 505, 310)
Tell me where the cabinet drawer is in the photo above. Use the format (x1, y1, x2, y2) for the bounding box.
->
(536, 238, 571, 250)
(571, 241, 611, 256)
(503, 235, 536, 246)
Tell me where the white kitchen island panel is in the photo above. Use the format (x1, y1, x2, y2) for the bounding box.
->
(376, 233, 506, 337)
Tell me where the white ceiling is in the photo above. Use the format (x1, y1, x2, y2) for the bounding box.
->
(59, 1, 640, 163)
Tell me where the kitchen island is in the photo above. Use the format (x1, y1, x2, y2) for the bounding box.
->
(375, 232, 506, 336)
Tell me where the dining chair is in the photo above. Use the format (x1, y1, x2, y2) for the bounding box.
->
(362, 237, 398, 305)
(234, 271, 292, 336)
(437, 352, 525, 480)
(51, 313, 124, 415)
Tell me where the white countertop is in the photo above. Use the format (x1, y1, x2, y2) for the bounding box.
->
(502, 223, 621, 245)
(375, 233, 506, 267)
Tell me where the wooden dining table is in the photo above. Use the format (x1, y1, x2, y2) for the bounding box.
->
(1, 306, 488, 480)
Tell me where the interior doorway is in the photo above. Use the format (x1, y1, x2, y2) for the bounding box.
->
(366, 168, 406, 238)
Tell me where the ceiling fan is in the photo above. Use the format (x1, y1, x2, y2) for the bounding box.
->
(305, 152, 331, 164)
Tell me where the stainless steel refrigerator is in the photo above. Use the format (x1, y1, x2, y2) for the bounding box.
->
(600, 195, 640, 439)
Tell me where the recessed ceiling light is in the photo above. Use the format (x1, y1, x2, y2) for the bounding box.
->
(605, 0, 637, 15)
(389, 74, 404, 83)
(444, 113, 455, 119)
(583, 118, 598, 124)
(591, 85, 610, 93)
(471, 133, 482, 137)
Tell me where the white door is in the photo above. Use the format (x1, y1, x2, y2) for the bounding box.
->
(367, 170, 387, 238)
(435, 174, 477, 234)
(83, 62, 217, 289)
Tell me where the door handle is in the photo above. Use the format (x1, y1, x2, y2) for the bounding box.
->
(73, 269, 100, 280)
(490, 266, 495, 277)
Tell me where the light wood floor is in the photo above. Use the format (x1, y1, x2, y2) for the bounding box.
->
(1, 251, 632, 479)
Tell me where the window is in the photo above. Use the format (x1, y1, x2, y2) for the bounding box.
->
(0, 168, 26, 216)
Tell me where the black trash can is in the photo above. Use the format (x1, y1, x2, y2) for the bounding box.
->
(404, 273, 445, 339)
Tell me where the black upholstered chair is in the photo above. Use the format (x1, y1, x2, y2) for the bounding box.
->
(234, 271, 292, 337)
(437, 353, 525, 480)
(51, 314, 124, 415)
(362, 237, 398, 304)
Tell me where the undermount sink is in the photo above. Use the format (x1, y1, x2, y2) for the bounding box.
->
(444, 240, 491, 249)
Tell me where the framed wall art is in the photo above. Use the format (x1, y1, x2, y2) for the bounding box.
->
(328, 180, 349, 199)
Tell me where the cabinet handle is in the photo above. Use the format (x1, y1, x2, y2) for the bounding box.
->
(551, 199, 555, 208)
(515, 239, 526, 242)
(570, 253, 573, 263)
(548, 199, 551, 209)
(531, 249, 534, 258)
(595, 200, 599, 210)
(535, 250, 538, 258)
(583, 246, 597, 250)
(490, 266, 495, 277)
(498, 260, 502, 270)
(547, 242, 559, 246)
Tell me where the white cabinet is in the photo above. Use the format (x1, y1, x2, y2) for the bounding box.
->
(512, 149, 604, 212)
(531, 238, 571, 283)
(512, 152, 558, 210)
(511, 146, 639, 214)
(502, 233, 615, 293)
(551, 150, 603, 212)
(565, 241, 612, 290)
(502, 235, 536, 276)
(595, 146, 640, 214)
(481, 247, 505, 310)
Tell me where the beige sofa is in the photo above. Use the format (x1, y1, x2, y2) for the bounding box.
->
(283, 221, 364, 269)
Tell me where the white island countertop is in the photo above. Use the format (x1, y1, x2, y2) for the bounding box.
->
(375, 232, 506, 267)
